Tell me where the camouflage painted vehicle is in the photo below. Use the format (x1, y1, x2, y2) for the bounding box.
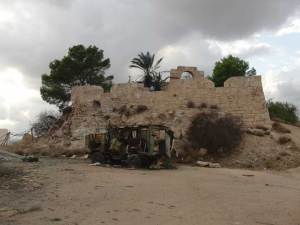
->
(86, 125, 174, 168)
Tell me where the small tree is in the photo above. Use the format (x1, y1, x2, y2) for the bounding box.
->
(210, 55, 256, 87)
(151, 72, 168, 91)
(40, 45, 113, 110)
(32, 111, 58, 137)
(267, 100, 299, 124)
(129, 52, 163, 88)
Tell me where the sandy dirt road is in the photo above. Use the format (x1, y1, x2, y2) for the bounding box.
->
(1, 158, 300, 225)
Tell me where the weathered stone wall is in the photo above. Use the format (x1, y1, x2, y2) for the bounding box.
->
(0, 129, 9, 144)
(52, 67, 270, 150)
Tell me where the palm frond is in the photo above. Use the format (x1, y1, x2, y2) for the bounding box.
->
(129, 51, 164, 88)
(154, 57, 163, 70)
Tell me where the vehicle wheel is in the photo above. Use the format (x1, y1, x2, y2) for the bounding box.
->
(90, 151, 105, 163)
(127, 154, 142, 168)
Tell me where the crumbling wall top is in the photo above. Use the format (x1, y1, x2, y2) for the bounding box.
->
(224, 76, 262, 88)
(71, 85, 104, 104)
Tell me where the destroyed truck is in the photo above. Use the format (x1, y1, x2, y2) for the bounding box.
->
(85, 125, 174, 168)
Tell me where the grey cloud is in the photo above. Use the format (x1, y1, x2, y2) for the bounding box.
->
(0, 0, 300, 131)
(1, 0, 299, 86)
(153, 0, 300, 40)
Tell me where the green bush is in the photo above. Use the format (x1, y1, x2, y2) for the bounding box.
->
(267, 100, 299, 124)
(210, 55, 256, 87)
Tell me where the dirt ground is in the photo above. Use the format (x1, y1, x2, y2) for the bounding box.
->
(1, 158, 300, 225)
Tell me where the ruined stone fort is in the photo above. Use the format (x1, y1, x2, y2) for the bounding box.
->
(50, 66, 270, 151)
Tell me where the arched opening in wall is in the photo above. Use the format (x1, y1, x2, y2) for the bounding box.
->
(180, 71, 193, 80)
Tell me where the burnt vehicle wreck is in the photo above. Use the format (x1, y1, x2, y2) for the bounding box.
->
(86, 125, 174, 168)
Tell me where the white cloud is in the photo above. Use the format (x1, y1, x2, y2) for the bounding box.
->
(207, 39, 272, 58)
(0, 119, 15, 128)
(276, 17, 300, 36)
(0, 68, 38, 104)
(0, 5, 14, 23)
(0, 68, 56, 132)
(263, 65, 300, 110)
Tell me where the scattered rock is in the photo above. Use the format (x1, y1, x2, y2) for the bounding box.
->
(82, 154, 89, 159)
(0, 155, 9, 161)
(89, 162, 101, 166)
(70, 155, 77, 159)
(255, 124, 270, 131)
(208, 163, 221, 168)
(32, 182, 42, 189)
(196, 161, 210, 167)
(196, 161, 221, 168)
(167, 110, 175, 117)
(246, 128, 267, 137)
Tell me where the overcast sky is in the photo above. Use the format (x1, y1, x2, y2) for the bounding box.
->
(1, 0, 300, 132)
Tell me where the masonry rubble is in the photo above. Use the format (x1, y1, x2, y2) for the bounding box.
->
(40, 66, 271, 153)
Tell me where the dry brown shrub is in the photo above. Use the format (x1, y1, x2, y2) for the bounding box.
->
(277, 136, 291, 145)
(210, 104, 219, 110)
(135, 105, 148, 113)
(198, 103, 208, 109)
(117, 105, 132, 117)
(118, 105, 128, 114)
(186, 101, 195, 108)
(93, 100, 101, 108)
(186, 112, 242, 155)
(272, 122, 291, 134)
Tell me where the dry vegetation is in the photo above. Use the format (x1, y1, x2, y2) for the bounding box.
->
(186, 101, 195, 108)
(174, 112, 300, 170)
(272, 122, 291, 133)
(4, 140, 88, 158)
(186, 111, 242, 155)
(116, 104, 149, 117)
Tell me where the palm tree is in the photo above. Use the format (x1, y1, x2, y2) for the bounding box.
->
(129, 52, 163, 87)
